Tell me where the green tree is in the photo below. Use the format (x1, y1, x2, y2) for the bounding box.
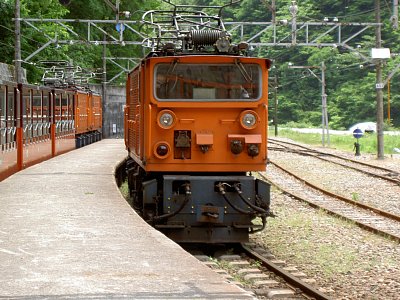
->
(1, 0, 399, 129)
(0, 0, 15, 65)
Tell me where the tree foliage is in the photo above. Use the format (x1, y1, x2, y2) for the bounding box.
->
(0, 1, 15, 64)
(1, 0, 399, 128)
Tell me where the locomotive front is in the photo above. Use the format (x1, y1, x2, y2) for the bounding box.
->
(126, 54, 272, 243)
(125, 3, 271, 243)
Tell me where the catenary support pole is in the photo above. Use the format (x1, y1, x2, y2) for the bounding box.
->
(102, 33, 107, 138)
(375, 0, 385, 159)
(290, 1, 298, 46)
(15, 0, 22, 83)
(274, 75, 278, 136)
(321, 61, 330, 147)
(387, 79, 391, 123)
(15, 0, 24, 170)
(393, 0, 399, 29)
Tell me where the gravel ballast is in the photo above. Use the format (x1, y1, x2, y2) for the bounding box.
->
(252, 139, 400, 299)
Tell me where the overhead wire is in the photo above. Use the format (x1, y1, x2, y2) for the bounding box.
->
(266, 0, 398, 79)
(0, 21, 80, 69)
(0, 24, 55, 47)
(254, 1, 394, 65)
(2, 2, 398, 84)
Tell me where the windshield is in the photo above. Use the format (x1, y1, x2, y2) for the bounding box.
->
(154, 62, 262, 101)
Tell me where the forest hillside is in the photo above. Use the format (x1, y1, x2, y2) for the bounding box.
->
(1, 0, 399, 129)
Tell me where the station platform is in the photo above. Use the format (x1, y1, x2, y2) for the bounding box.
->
(0, 139, 253, 299)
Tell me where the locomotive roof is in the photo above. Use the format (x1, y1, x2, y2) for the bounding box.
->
(140, 1, 251, 57)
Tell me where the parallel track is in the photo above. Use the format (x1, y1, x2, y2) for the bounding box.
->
(258, 163, 400, 242)
(268, 138, 400, 185)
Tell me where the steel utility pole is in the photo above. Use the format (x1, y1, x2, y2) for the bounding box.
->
(289, 1, 298, 46)
(14, 0, 24, 172)
(288, 62, 330, 147)
(393, 0, 399, 29)
(375, 0, 385, 159)
(274, 75, 278, 136)
(321, 62, 330, 147)
(102, 33, 107, 138)
(14, 0, 22, 83)
(266, 0, 276, 24)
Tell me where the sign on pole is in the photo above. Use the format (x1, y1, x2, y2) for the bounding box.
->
(353, 128, 364, 139)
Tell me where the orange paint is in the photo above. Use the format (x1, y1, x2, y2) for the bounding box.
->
(51, 123, 56, 157)
(16, 127, 23, 170)
(1, 84, 102, 182)
(126, 55, 269, 173)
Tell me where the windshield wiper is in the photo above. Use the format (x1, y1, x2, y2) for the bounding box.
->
(165, 59, 179, 83)
(235, 59, 252, 83)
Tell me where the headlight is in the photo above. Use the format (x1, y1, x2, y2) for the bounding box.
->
(243, 114, 256, 127)
(160, 113, 173, 126)
(154, 141, 171, 159)
(240, 110, 259, 129)
(157, 110, 176, 129)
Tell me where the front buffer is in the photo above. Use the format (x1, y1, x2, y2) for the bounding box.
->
(143, 174, 271, 243)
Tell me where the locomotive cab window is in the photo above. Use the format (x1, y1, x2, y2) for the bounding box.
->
(154, 63, 261, 101)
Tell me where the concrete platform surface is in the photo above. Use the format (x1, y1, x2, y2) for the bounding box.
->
(0, 139, 253, 299)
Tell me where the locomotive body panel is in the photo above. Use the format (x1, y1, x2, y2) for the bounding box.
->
(126, 55, 269, 173)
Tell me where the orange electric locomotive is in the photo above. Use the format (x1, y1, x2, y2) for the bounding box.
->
(124, 1, 271, 243)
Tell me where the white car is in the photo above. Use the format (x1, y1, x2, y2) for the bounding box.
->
(348, 122, 376, 133)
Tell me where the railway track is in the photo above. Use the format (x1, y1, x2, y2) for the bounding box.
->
(268, 138, 400, 185)
(186, 243, 332, 299)
(258, 162, 400, 242)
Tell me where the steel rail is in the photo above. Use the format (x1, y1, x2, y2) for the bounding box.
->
(241, 244, 332, 300)
(268, 138, 400, 185)
(259, 166, 400, 243)
(268, 138, 399, 173)
(267, 160, 400, 223)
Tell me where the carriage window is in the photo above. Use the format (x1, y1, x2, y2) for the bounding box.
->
(154, 63, 261, 101)
(42, 92, 49, 121)
(0, 86, 5, 146)
(32, 90, 41, 138)
(22, 89, 32, 128)
(32, 90, 42, 123)
(0, 85, 5, 128)
(7, 87, 14, 125)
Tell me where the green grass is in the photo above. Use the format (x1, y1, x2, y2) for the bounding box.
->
(119, 180, 130, 199)
(270, 127, 400, 155)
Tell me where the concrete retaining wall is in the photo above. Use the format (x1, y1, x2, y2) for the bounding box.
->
(0, 62, 27, 83)
(90, 85, 126, 139)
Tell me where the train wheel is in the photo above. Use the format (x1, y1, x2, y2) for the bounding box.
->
(127, 162, 144, 214)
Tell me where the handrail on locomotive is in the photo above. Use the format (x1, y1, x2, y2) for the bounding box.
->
(140, 0, 249, 56)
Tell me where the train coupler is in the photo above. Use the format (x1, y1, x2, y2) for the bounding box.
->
(197, 205, 223, 223)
